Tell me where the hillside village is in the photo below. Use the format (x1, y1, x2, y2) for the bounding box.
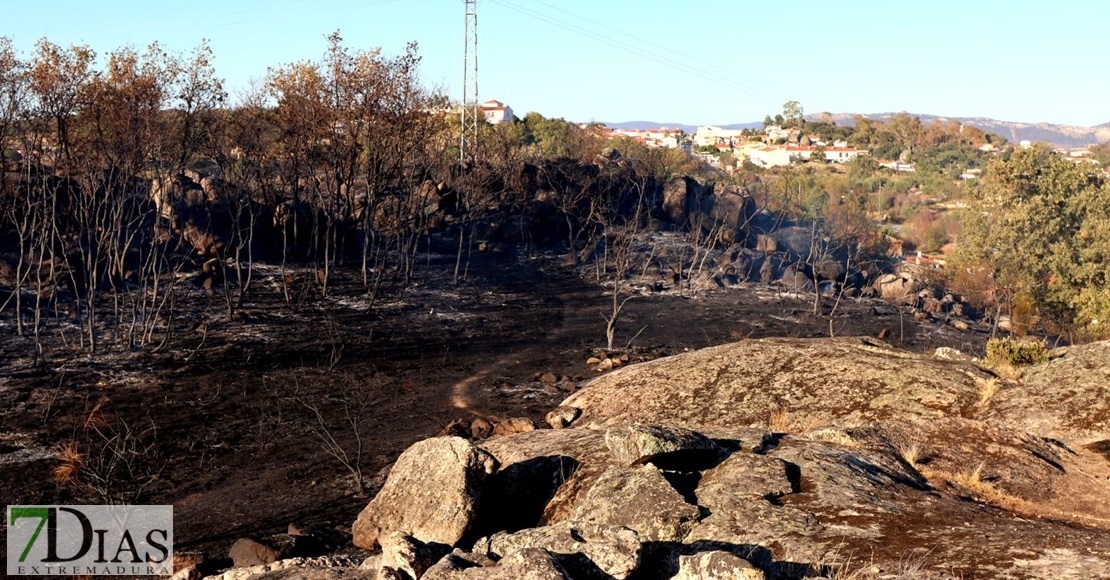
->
(602, 124, 869, 168)
(599, 120, 1104, 174)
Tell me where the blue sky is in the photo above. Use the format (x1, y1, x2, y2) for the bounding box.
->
(2, 0, 1107, 126)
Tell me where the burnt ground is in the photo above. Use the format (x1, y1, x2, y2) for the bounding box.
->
(0, 246, 989, 561)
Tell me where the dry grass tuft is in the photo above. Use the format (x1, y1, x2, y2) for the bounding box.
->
(828, 563, 880, 580)
(808, 427, 860, 448)
(896, 440, 923, 468)
(895, 550, 934, 578)
(817, 551, 881, 580)
(781, 546, 940, 580)
(919, 462, 1110, 529)
(767, 407, 828, 435)
(976, 377, 1001, 409)
(769, 407, 791, 433)
(52, 441, 83, 486)
(987, 361, 1024, 381)
(954, 462, 987, 490)
(82, 398, 110, 432)
(923, 462, 1037, 515)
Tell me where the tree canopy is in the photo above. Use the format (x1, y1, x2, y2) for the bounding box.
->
(955, 146, 1110, 338)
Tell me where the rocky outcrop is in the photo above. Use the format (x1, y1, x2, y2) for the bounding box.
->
(379, 532, 450, 579)
(703, 183, 754, 237)
(352, 437, 498, 550)
(661, 176, 700, 225)
(477, 429, 610, 531)
(778, 263, 815, 293)
(560, 337, 988, 430)
(462, 548, 569, 579)
(227, 533, 329, 569)
(422, 550, 496, 579)
(420, 548, 571, 579)
(571, 465, 701, 542)
(769, 226, 818, 261)
(229, 538, 282, 568)
(873, 272, 923, 301)
(990, 341, 1110, 443)
(603, 424, 721, 467)
(674, 551, 765, 580)
(544, 406, 580, 429)
(660, 176, 753, 237)
(237, 338, 1110, 580)
(474, 521, 640, 579)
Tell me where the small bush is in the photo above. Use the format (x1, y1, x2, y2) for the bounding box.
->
(986, 338, 1048, 367)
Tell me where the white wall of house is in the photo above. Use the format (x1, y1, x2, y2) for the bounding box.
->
(748, 147, 793, 167)
(481, 100, 513, 125)
(823, 147, 866, 163)
(694, 126, 748, 147)
(748, 145, 868, 167)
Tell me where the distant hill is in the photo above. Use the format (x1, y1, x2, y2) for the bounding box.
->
(819, 113, 1110, 148)
(602, 120, 763, 133)
(601, 121, 700, 133)
(600, 115, 1110, 148)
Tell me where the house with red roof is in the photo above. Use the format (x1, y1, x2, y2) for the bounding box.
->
(480, 100, 513, 125)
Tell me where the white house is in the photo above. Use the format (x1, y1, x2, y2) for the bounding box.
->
(747, 145, 868, 167)
(694, 126, 748, 147)
(747, 146, 793, 167)
(603, 127, 685, 149)
(481, 100, 513, 125)
(819, 146, 868, 163)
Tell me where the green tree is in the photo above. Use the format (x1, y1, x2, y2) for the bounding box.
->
(522, 112, 598, 160)
(1090, 142, 1110, 167)
(782, 100, 803, 127)
(883, 113, 922, 152)
(849, 116, 877, 147)
(846, 154, 880, 181)
(810, 145, 826, 164)
(955, 145, 1110, 338)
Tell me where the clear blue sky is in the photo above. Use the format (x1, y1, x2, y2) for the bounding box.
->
(2, 0, 1107, 126)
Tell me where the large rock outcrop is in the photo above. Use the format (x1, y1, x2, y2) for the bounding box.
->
(560, 337, 989, 430)
(988, 341, 1110, 443)
(245, 338, 1110, 580)
(603, 424, 722, 467)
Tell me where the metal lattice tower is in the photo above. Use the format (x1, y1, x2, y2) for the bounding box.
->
(460, 0, 479, 163)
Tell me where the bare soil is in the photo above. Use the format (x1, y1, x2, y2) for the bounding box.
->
(0, 246, 988, 560)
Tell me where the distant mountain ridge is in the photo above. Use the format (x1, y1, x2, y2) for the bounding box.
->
(601, 114, 1110, 148)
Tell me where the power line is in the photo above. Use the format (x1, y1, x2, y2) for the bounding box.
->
(485, 0, 785, 102)
(528, 0, 777, 95)
(489, 0, 779, 98)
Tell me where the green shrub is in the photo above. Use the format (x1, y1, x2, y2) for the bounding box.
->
(985, 338, 1049, 367)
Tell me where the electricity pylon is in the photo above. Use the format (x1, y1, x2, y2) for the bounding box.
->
(460, 0, 479, 163)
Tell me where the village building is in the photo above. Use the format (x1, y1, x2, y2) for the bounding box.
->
(601, 126, 686, 149)
(693, 126, 749, 147)
(747, 144, 869, 167)
(481, 99, 513, 125)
